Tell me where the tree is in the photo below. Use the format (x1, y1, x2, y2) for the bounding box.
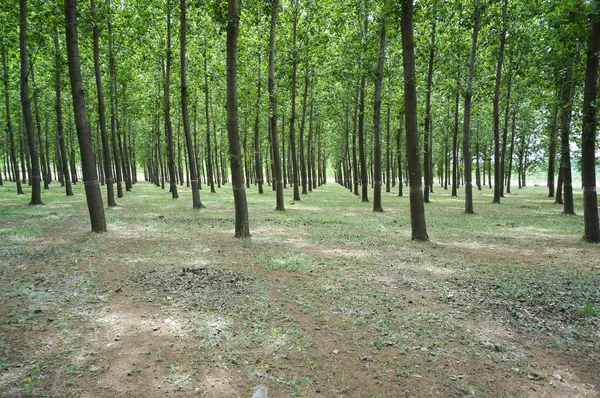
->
(401, 0, 428, 241)
(180, 0, 203, 209)
(20, 0, 42, 205)
(492, 0, 507, 204)
(423, 8, 435, 203)
(54, 29, 73, 197)
(91, 0, 116, 207)
(268, 0, 285, 211)
(2, 43, 24, 195)
(164, 0, 178, 199)
(581, 2, 600, 242)
(288, 0, 301, 202)
(462, 0, 481, 214)
(372, 2, 387, 213)
(226, 0, 250, 238)
(64, 0, 106, 232)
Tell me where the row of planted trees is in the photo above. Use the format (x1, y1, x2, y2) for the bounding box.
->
(1, 0, 599, 242)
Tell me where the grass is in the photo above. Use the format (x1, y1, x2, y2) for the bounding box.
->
(0, 178, 598, 397)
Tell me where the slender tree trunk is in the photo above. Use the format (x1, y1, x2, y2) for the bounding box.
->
(493, 0, 507, 203)
(352, 88, 359, 195)
(65, 0, 106, 232)
(164, 0, 178, 198)
(108, 5, 123, 198)
(462, 0, 481, 214)
(20, 0, 42, 204)
(30, 63, 49, 190)
(299, 53, 309, 195)
(2, 44, 24, 195)
(204, 51, 215, 193)
(401, 0, 428, 241)
(282, 111, 287, 189)
(581, 4, 600, 241)
(359, 0, 369, 202)
(372, 12, 386, 212)
(500, 71, 512, 197)
(91, 0, 116, 206)
(547, 98, 559, 197)
(476, 119, 481, 190)
(254, 52, 264, 194)
(53, 31, 73, 196)
(289, 2, 301, 202)
(423, 16, 435, 203)
(385, 107, 391, 193)
(309, 98, 316, 190)
(397, 118, 403, 197)
(451, 72, 459, 197)
(506, 111, 516, 194)
(560, 56, 575, 215)
(226, 0, 250, 237)
(180, 0, 203, 208)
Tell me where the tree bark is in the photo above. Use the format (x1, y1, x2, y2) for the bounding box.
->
(560, 56, 575, 214)
(65, 0, 106, 232)
(547, 98, 559, 197)
(401, 0, 428, 241)
(2, 44, 24, 195)
(180, 0, 203, 208)
(254, 52, 264, 194)
(164, 0, 178, 198)
(462, 0, 481, 214)
(226, 0, 251, 237)
(581, 3, 600, 241)
(359, 0, 369, 202)
(423, 15, 435, 203)
(289, 1, 301, 202)
(20, 0, 42, 204)
(299, 53, 309, 195)
(372, 11, 386, 212)
(493, 0, 507, 204)
(91, 0, 116, 206)
(30, 63, 49, 189)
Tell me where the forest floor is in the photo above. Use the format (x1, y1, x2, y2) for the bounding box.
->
(0, 179, 598, 398)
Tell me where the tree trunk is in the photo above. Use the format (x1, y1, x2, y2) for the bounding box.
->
(372, 12, 386, 212)
(91, 0, 116, 206)
(180, 0, 203, 208)
(547, 98, 559, 197)
(451, 72, 459, 197)
(281, 111, 287, 188)
(203, 51, 215, 193)
(500, 70, 512, 197)
(506, 111, 516, 193)
(20, 0, 42, 204)
(385, 107, 391, 193)
(401, 0, 428, 241)
(462, 0, 481, 214)
(289, 2, 301, 202)
(423, 15, 435, 203)
(2, 43, 24, 195)
(299, 53, 309, 195)
(108, 6, 123, 198)
(582, 3, 600, 241)
(476, 119, 481, 190)
(493, 0, 507, 204)
(163, 0, 178, 198)
(64, 0, 106, 232)
(226, 0, 250, 237)
(397, 117, 403, 197)
(30, 63, 49, 190)
(560, 56, 575, 215)
(359, 0, 369, 202)
(254, 52, 264, 194)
